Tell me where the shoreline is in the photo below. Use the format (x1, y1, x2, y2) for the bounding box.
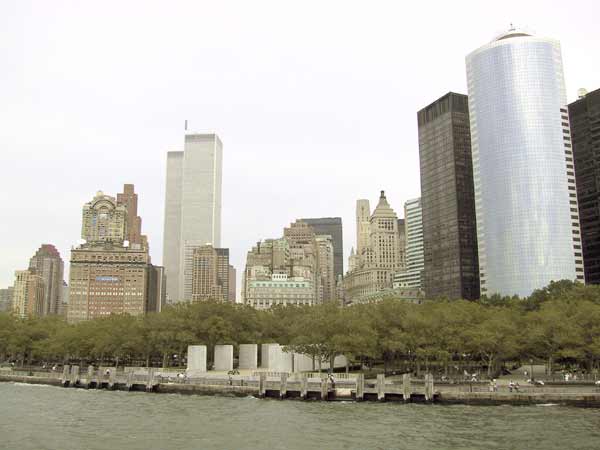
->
(2, 373, 600, 407)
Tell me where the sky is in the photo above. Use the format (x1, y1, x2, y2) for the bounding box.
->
(1, 0, 599, 295)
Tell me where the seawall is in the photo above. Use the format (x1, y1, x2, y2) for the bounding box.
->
(2, 373, 600, 407)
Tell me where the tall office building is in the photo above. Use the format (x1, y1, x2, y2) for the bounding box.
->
(117, 184, 148, 248)
(418, 92, 479, 300)
(190, 244, 230, 302)
(315, 235, 335, 302)
(344, 191, 405, 303)
(394, 198, 424, 289)
(370, 191, 404, 272)
(466, 28, 583, 297)
(356, 200, 371, 256)
(0, 287, 14, 313)
(569, 88, 600, 283)
(163, 133, 223, 302)
(228, 265, 236, 302)
(68, 244, 152, 321)
(397, 219, 406, 271)
(28, 244, 65, 315)
(301, 217, 344, 280)
(58, 281, 69, 316)
(12, 270, 45, 318)
(68, 186, 162, 322)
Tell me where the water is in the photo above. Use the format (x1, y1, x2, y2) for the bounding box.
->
(2, 383, 600, 450)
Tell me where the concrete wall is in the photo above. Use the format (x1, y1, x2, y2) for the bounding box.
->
(214, 345, 233, 371)
(239, 344, 258, 370)
(186, 345, 207, 375)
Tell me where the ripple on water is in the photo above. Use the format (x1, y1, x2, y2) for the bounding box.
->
(2, 383, 600, 450)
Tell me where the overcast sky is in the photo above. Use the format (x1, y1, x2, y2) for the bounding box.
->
(1, 0, 599, 294)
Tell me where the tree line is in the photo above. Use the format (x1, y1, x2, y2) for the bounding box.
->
(1, 280, 599, 378)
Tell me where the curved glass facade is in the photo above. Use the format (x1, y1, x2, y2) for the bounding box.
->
(466, 33, 578, 297)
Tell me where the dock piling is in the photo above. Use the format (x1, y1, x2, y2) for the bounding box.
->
(402, 374, 411, 402)
(61, 365, 70, 387)
(300, 374, 308, 399)
(70, 365, 80, 386)
(145, 368, 155, 391)
(280, 373, 288, 399)
(320, 376, 328, 401)
(126, 370, 134, 390)
(259, 372, 267, 397)
(108, 369, 116, 389)
(356, 373, 364, 401)
(377, 374, 385, 401)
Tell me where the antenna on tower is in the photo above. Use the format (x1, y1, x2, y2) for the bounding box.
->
(184, 120, 188, 131)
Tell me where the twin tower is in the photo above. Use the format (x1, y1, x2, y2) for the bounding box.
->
(162, 134, 223, 303)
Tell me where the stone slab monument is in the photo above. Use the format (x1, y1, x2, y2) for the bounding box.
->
(293, 353, 315, 372)
(186, 345, 207, 376)
(261, 343, 293, 372)
(239, 344, 258, 370)
(214, 345, 234, 371)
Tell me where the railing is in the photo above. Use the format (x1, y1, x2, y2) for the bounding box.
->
(456, 384, 600, 394)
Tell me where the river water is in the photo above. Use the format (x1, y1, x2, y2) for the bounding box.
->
(1, 383, 600, 450)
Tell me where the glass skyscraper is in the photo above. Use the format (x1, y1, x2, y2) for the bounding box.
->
(466, 28, 584, 297)
(418, 92, 480, 300)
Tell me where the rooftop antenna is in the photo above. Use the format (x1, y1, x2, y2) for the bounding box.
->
(184, 120, 188, 131)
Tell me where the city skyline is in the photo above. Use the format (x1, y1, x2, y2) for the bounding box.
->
(2, 2, 600, 295)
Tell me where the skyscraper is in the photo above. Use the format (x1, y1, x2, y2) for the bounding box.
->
(356, 200, 371, 257)
(12, 270, 45, 318)
(68, 186, 160, 322)
(344, 191, 405, 303)
(163, 133, 223, 302)
(300, 217, 344, 280)
(418, 92, 479, 300)
(28, 244, 65, 315)
(315, 235, 335, 302)
(190, 244, 230, 302)
(394, 198, 424, 289)
(117, 184, 148, 248)
(370, 191, 404, 272)
(466, 28, 583, 297)
(569, 88, 600, 284)
(228, 265, 236, 302)
(0, 287, 14, 313)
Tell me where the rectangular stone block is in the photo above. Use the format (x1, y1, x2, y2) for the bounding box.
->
(260, 344, 273, 369)
(290, 352, 348, 372)
(214, 344, 233, 371)
(186, 345, 207, 375)
(293, 353, 315, 372)
(261, 343, 293, 372)
(239, 344, 258, 370)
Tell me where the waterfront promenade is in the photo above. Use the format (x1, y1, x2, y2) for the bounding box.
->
(2, 366, 600, 407)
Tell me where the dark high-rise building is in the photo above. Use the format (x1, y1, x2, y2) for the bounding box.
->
(569, 88, 600, 284)
(417, 92, 479, 300)
(301, 217, 344, 280)
(28, 244, 64, 315)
